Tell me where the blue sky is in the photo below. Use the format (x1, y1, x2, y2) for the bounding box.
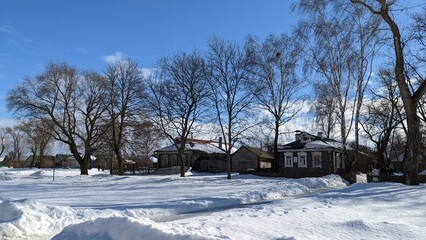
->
(1, 0, 424, 126)
(0, 0, 299, 122)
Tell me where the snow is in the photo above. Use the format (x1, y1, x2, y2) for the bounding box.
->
(156, 142, 226, 154)
(0, 168, 425, 240)
(305, 140, 345, 149)
(149, 156, 158, 163)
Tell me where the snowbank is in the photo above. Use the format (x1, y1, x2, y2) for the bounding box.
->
(52, 217, 207, 240)
(233, 174, 348, 203)
(0, 198, 76, 239)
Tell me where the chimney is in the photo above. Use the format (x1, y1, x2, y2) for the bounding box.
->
(295, 130, 301, 141)
(219, 137, 223, 150)
(317, 132, 324, 139)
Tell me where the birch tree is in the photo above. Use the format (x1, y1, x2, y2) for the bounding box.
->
(297, 0, 363, 180)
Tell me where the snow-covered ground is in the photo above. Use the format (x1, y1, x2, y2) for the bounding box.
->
(0, 168, 425, 240)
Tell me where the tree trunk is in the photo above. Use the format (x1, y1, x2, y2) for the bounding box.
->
(226, 151, 232, 180)
(80, 159, 89, 175)
(178, 148, 185, 177)
(227, 126, 232, 180)
(274, 118, 280, 171)
(117, 153, 123, 175)
(30, 154, 36, 168)
(354, 88, 362, 178)
(340, 107, 348, 165)
(404, 105, 420, 185)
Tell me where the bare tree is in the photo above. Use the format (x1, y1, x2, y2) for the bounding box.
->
(128, 120, 163, 162)
(5, 126, 25, 167)
(18, 119, 53, 168)
(361, 69, 403, 175)
(146, 52, 209, 177)
(7, 63, 108, 175)
(104, 59, 145, 175)
(206, 36, 254, 179)
(0, 127, 9, 159)
(297, 0, 360, 179)
(351, 0, 426, 185)
(350, 3, 381, 170)
(408, 6, 426, 128)
(312, 83, 338, 138)
(245, 34, 304, 171)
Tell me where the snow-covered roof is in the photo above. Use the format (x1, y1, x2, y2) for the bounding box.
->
(280, 131, 346, 151)
(149, 156, 158, 163)
(156, 142, 226, 155)
(305, 140, 345, 149)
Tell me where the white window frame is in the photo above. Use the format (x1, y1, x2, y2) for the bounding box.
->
(285, 153, 293, 167)
(312, 152, 322, 168)
(298, 152, 307, 168)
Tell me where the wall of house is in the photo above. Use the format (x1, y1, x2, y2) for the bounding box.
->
(198, 157, 227, 173)
(11, 161, 27, 168)
(278, 150, 340, 175)
(40, 158, 55, 168)
(157, 151, 227, 173)
(158, 153, 194, 168)
(231, 148, 259, 172)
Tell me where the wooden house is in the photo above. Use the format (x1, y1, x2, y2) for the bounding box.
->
(154, 138, 230, 173)
(3, 155, 29, 168)
(26, 155, 56, 168)
(278, 131, 347, 177)
(56, 154, 80, 168)
(232, 146, 273, 172)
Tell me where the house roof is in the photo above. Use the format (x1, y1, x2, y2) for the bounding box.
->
(280, 131, 345, 151)
(25, 155, 56, 163)
(155, 142, 226, 155)
(242, 146, 274, 160)
(187, 138, 237, 153)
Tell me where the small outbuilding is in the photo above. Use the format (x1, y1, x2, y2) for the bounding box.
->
(232, 146, 273, 172)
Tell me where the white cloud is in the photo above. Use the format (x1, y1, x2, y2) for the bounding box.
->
(0, 24, 14, 35)
(140, 68, 156, 79)
(103, 51, 125, 64)
(0, 118, 16, 127)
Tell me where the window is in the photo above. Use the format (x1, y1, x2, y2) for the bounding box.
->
(312, 152, 321, 168)
(285, 153, 293, 167)
(298, 152, 307, 168)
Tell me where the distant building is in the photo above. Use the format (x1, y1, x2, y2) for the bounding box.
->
(3, 155, 30, 168)
(55, 154, 79, 168)
(26, 155, 56, 168)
